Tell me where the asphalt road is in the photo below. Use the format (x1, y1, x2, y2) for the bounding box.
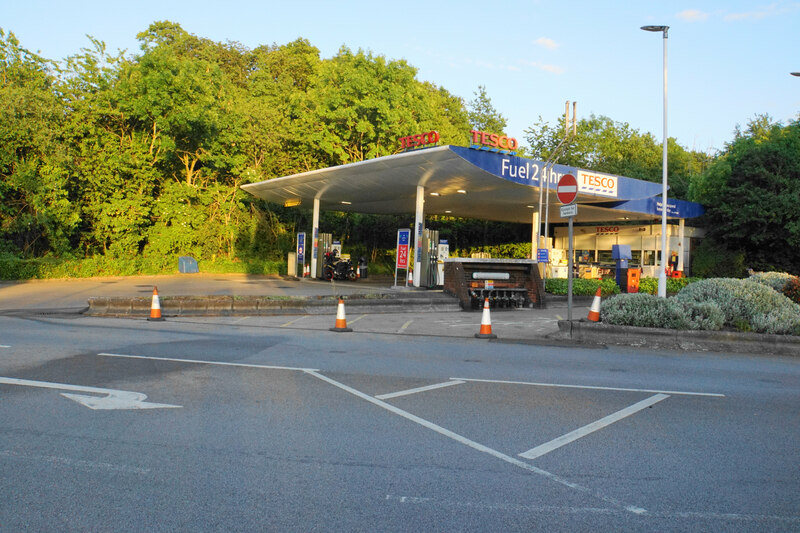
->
(1, 311, 798, 532)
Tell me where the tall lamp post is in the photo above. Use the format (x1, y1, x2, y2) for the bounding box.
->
(641, 24, 669, 298)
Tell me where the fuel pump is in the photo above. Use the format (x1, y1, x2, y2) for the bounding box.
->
(420, 229, 440, 288)
(437, 239, 449, 285)
(315, 233, 332, 278)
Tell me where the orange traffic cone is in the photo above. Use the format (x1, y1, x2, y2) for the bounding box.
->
(329, 297, 353, 332)
(147, 286, 165, 322)
(587, 287, 602, 322)
(474, 298, 497, 339)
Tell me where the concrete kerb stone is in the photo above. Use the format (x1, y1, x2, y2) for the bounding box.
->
(556, 320, 800, 357)
(85, 293, 461, 317)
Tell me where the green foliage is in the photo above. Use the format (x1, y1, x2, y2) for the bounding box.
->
(600, 293, 723, 330)
(467, 85, 507, 133)
(637, 276, 701, 295)
(748, 270, 800, 306)
(783, 277, 800, 306)
(689, 115, 800, 275)
(690, 239, 747, 278)
(543, 278, 620, 297)
(524, 114, 711, 200)
(674, 278, 800, 335)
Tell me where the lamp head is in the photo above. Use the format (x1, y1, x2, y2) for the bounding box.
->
(791, 72, 800, 77)
(641, 25, 669, 36)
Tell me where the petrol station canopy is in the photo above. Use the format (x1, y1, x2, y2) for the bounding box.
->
(242, 145, 704, 224)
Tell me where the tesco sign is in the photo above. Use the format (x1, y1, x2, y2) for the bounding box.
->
(577, 170, 618, 198)
(399, 131, 439, 149)
(470, 129, 518, 151)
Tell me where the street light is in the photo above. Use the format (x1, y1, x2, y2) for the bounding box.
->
(791, 72, 800, 77)
(641, 24, 669, 298)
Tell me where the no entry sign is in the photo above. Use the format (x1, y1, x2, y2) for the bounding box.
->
(557, 174, 578, 205)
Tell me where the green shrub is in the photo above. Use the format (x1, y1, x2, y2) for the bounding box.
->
(748, 271, 795, 292)
(675, 278, 800, 335)
(783, 277, 800, 306)
(747, 271, 800, 306)
(600, 293, 724, 330)
(691, 239, 747, 278)
(544, 278, 620, 297)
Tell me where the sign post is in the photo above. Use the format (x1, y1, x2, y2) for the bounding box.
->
(296, 232, 305, 277)
(557, 174, 578, 321)
(395, 229, 411, 287)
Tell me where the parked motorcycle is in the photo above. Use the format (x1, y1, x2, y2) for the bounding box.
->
(322, 250, 357, 281)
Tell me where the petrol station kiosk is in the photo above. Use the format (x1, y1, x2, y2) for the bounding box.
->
(242, 128, 704, 308)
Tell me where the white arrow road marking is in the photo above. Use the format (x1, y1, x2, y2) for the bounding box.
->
(0, 377, 182, 410)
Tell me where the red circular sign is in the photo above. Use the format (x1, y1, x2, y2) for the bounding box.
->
(557, 174, 578, 204)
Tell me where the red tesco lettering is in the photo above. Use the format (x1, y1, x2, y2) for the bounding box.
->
(399, 131, 440, 149)
(470, 129, 518, 151)
(582, 173, 616, 190)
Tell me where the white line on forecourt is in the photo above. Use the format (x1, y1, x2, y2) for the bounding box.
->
(96, 352, 646, 514)
(375, 380, 465, 400)
(519, 393, 670, 460)
(452, 377, 725, 398)
(98, 353, 319, 372)
(306, 369, 647, 515)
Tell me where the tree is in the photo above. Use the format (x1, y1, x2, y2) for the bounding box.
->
(689, 115, 800, 274)
(467, 85, 507, 133)
(0, 29, 76, 256)
(297, 47, 470, 167)
(524, 114, 710, 200)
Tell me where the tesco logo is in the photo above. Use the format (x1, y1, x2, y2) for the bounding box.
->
(399, 131, 439, 149)
(577, 170, 618, 197)
(470, 130, 518, 151)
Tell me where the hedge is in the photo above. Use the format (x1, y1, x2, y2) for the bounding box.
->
(601, 277, 800, 335)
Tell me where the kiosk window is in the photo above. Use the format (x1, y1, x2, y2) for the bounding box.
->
(642, 250, 656, 266)
(597, 250, 613, 265)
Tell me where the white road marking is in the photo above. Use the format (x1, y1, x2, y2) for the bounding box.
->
(376, 380, 465, 400)
(349, 314, 367, 324)
(306, 370, 646, 515)
(0, 376, 181, 410)
(452, 377, 725, 398)
(519, 393, 670, 460)
(1, 449, 150, 475)
(0, 345, 10, 348)
(396, 320, 413, 333)
(386, 494, 800, 524)
(98, 353, 318, 372)
(280, 316, 308, 327)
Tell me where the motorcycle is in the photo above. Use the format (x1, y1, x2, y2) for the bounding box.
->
(322, 250, 357, 281)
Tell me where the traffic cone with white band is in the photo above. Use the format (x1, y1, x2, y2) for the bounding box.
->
(147, 286, 165, 322)
(474, 298, 497, 339)
(329, 297, 352, 332)
(587, 287, 602, 322)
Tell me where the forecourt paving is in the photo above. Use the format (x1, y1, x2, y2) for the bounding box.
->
(0, 273, 579, 341)
(2, 273, 798, 356)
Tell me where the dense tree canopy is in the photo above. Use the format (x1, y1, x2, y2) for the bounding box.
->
(689, 115, 800, 275)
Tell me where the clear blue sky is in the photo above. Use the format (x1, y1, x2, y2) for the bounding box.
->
(4, 0, 799, 154)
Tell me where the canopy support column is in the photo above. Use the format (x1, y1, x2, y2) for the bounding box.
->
(677, 218, 685, 273)
(311, 197, 320, 279)
(413, 185, 424, 288)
